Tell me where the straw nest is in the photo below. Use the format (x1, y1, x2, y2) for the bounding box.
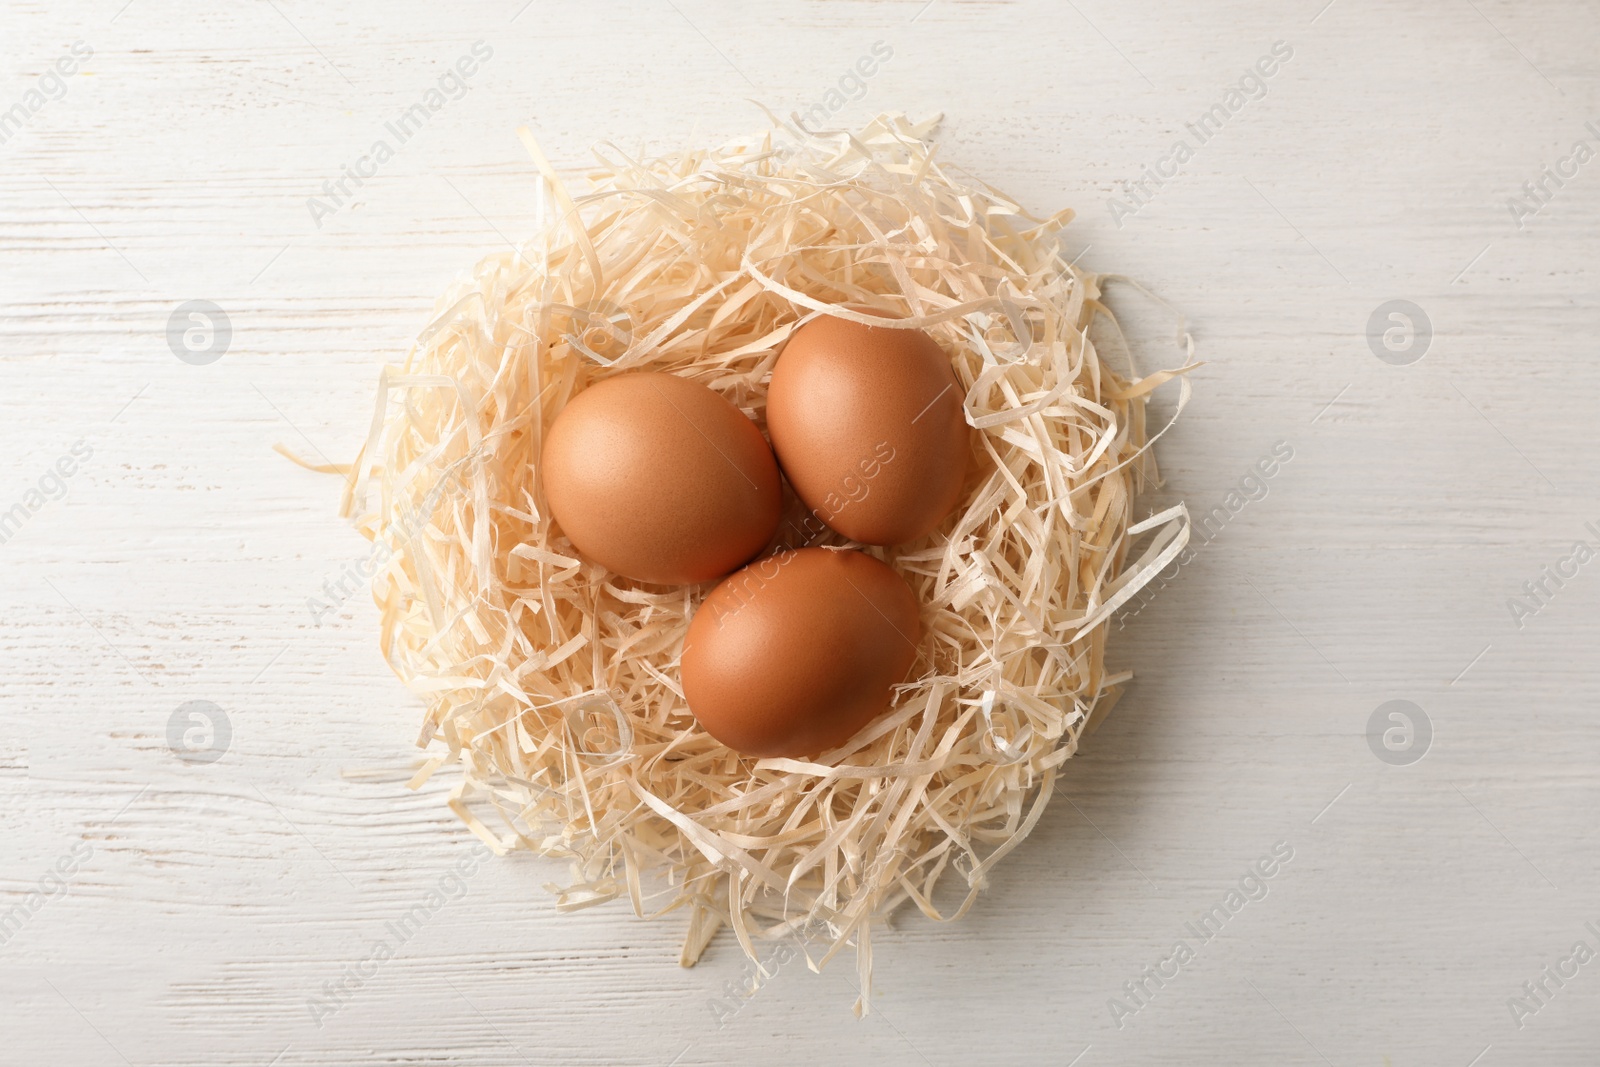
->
(337, 112, 1193, 1012)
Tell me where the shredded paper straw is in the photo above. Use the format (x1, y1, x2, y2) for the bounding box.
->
(335, 112, 1195, 1014)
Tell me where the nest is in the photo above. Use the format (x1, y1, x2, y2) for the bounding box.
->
(335, 112, 1193, 1012)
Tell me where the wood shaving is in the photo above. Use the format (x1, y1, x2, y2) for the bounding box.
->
(337, 112, 1195, 1013)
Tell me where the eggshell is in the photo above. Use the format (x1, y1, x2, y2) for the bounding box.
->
(541, 372, 782, 585)
(766, 311, 969, 545)
(681, 547, 921, 757)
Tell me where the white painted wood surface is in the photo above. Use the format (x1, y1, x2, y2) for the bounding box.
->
(4, 1, 1598, 1063)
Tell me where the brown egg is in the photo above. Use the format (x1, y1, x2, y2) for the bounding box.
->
(681, 547, 921, 757)
(766, 310, 970, 545)
(541, 372, 782, 585)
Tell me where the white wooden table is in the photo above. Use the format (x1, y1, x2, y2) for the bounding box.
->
(4, 1, 1598, 1064)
